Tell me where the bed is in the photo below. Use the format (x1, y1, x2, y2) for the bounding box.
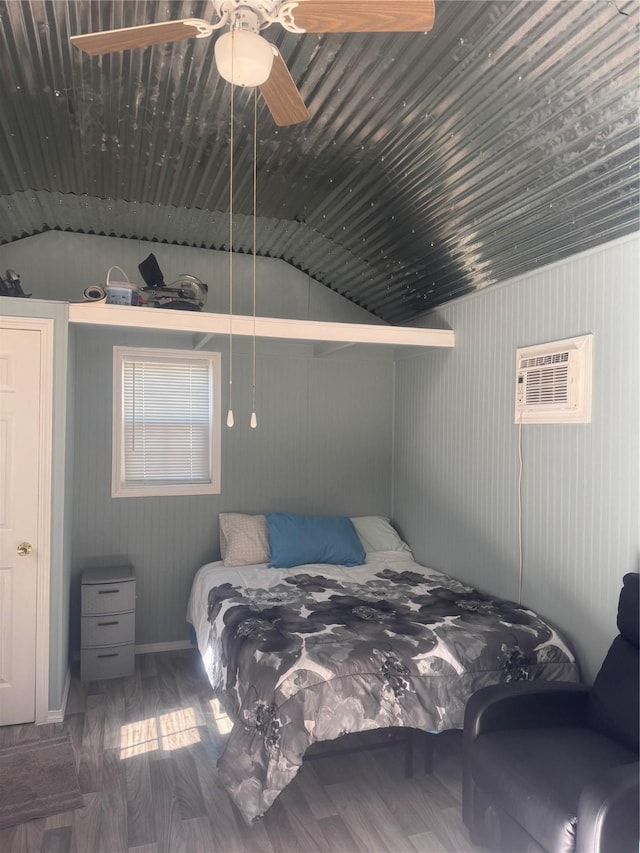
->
(186, 512, 579, 824)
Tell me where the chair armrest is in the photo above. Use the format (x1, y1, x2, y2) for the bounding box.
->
(464, 681, 590, 744)
(576, 762, 639, 853)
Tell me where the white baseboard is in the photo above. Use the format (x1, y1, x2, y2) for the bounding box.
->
(44, 666, 71, 723)
(135, 640, 194, 655)
(42, 645, 192, 722)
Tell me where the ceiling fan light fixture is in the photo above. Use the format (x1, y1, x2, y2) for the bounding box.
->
(215, 30, 274, 87)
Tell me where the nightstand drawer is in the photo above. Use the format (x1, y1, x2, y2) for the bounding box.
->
(80, 643, 135, 681)
(81, 611, 135, 647)
(81, 578, 135, 615)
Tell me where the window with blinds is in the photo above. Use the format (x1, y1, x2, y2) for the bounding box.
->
(112, 347, 221, 497)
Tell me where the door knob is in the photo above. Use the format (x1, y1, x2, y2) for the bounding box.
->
(17, 542, 32, 557)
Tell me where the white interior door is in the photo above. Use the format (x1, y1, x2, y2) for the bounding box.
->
(0, 325, 42, 725)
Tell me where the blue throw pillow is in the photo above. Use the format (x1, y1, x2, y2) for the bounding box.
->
(266, 513, 366, 569)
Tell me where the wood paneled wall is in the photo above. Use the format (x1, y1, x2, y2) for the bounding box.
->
(1, 231, 393, 654)
(71, 330, 393, 648)
(4, 230, 637, 703)
(392, 234, 639, 681)
(0, 230, 386, 325)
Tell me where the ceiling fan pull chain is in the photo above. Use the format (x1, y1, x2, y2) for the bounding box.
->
(226, 38, 235, 429)
(251, 87, 258, 430)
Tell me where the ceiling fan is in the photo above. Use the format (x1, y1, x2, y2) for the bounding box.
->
(70, 0, 436, 126)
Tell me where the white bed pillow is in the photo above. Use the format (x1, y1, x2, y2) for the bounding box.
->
(350, 516, 411, 553)
(219, 513, 270, 567)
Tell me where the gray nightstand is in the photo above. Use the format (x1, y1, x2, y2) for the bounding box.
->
(80, 566, 136, 681)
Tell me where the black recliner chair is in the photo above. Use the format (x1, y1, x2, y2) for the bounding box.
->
(463, 572, 639, 853)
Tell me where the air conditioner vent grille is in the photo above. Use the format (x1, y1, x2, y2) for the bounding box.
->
(515, 334, 592, 424)
(523, 364, 569, 405)
(520, 351, 569, 369)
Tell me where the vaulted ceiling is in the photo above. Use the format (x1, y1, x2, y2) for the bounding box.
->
(0, 0, 638, 323)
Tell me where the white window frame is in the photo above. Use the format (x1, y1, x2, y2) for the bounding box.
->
(112, 346, 221, 498)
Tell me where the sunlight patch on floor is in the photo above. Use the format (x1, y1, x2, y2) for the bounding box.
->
(120, 707, 200, 758)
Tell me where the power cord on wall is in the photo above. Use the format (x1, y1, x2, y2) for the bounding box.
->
(517, 417, 524, 605)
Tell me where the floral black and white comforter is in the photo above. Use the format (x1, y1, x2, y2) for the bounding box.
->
(187, 552, 579, 824)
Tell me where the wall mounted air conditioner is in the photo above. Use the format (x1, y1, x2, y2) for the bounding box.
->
(515, 334, 593, 424)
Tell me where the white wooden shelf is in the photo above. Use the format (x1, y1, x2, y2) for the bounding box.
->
(68, 303, 454, 349)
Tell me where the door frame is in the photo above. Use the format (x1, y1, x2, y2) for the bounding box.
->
(1, 315, 53, 724)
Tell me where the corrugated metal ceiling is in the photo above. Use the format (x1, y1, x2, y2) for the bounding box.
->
(0, 0, 638, 323)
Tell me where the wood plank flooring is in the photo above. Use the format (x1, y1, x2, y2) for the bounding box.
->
(0, 649, 485, 853)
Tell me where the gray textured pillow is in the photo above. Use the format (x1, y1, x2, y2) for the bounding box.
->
(350, 516, 411, 553)
(219, 513, 270, 567)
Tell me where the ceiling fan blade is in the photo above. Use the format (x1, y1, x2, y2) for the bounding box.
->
(260, 50, 310, 126)
(283, 0, 435, 33)
(70, 19, 212, 56)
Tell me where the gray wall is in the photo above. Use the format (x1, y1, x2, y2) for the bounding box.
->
(1, 231, 393, 700)
(71, 329, 393, 648)
(14, 231, 394, 651)
(392, 233, 639, 682)
(4, 229, 637, 702)
(0, 230, 386, 325)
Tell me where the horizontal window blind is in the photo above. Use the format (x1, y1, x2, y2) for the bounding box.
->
(123, 357, 211, 484)
(113, 347, 221, 496)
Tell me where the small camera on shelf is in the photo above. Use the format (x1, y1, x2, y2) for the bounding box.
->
(0, 269, 31, 298)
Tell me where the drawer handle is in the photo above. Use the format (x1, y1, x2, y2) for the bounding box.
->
(97, 620, 119, 627)
(98, 589, 120, 594)
(97, 653, 119, 659)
